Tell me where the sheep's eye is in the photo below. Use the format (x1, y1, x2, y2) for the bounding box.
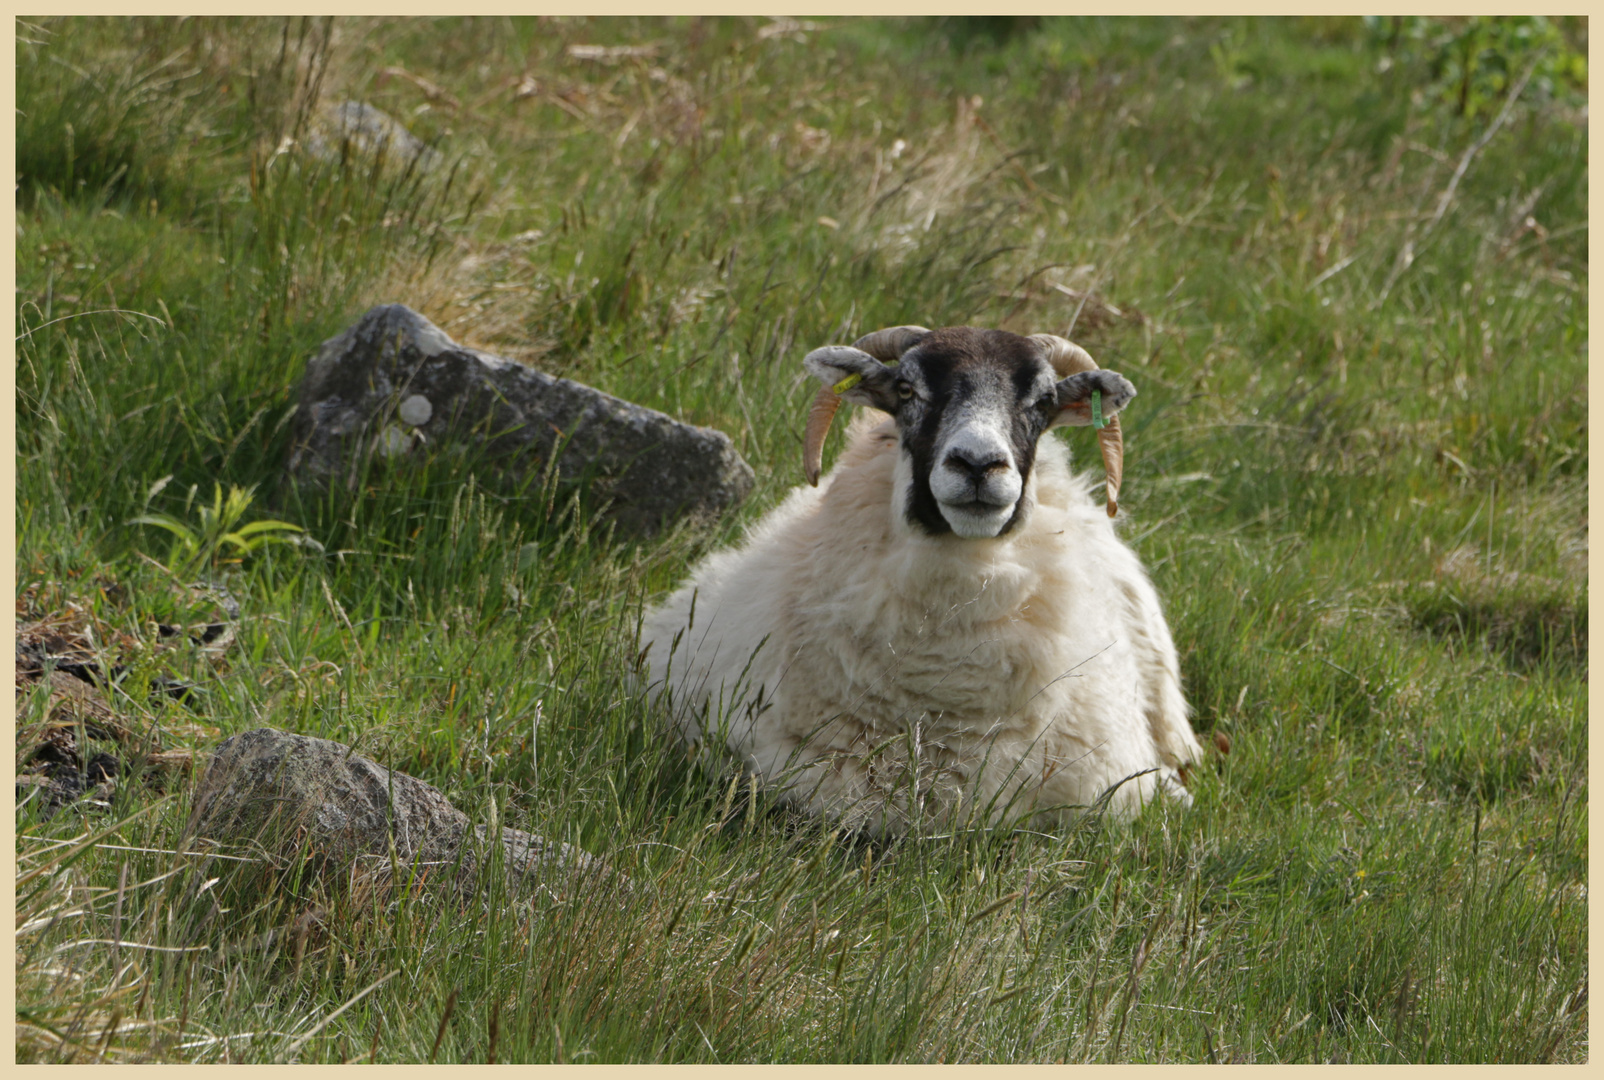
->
(1037, 391, 1057, 411)
(897, 381, 914, 400)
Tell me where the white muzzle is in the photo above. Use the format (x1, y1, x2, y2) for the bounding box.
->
(928, 420, 1022, 538)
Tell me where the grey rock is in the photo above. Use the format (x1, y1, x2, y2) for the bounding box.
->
(304, 101, 438, 170)
(184, 727, 610, 894)
(285, 304, 756, 535)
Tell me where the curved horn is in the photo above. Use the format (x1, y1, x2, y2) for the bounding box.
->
(1029, 333, 1098, 377)
(852, 324, 929, 361)
(803, 325, 929, 486)
(803, 384, 842, 487)
(1033, 333, 1124, 516)
(1097, 414, 1123, 518)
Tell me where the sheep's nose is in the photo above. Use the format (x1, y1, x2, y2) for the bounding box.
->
(944, 446, 1009, 481)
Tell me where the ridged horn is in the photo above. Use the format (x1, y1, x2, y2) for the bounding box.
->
(803, 385, 842, 487)
(802, 325, 929, 486)
(1029, 333, 1099, 378)
(851, 324, 929, 361)
(1033, 333, 1124, 516)
(1097, 414, 1123, 518)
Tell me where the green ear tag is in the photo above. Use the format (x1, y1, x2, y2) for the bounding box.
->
(1091, 389, 1106, 429)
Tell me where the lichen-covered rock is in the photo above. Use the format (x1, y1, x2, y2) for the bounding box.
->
(284, 304, 755, 536)
(303, 101, 437, 170)
(184, 728, 608, 892)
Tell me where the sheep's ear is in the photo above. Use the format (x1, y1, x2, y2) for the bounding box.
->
(802, 346, 901, 412)
(1051, 370, 1137, 428)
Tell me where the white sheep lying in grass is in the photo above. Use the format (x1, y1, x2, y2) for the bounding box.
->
(641, 325, 1201, 835)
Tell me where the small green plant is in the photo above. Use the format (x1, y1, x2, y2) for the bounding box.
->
(1368, 16, 1587, 118)
(129, 478, 305, 579)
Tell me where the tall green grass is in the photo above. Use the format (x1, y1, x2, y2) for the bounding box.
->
(16, 16, 1586, 1062)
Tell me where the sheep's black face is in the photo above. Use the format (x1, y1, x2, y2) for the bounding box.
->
(890, 329, 1062, 538)
(802, 326, 1137, 538)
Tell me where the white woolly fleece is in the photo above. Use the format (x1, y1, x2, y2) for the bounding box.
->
(641, 410, 1202, 836)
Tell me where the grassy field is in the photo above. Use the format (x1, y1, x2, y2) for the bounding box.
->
(14, 16, 1587, 1063)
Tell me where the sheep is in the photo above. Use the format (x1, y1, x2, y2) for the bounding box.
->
(640, 325, 1201, 836)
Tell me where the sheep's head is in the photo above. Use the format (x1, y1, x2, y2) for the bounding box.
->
(803, 326, 1133, 537)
